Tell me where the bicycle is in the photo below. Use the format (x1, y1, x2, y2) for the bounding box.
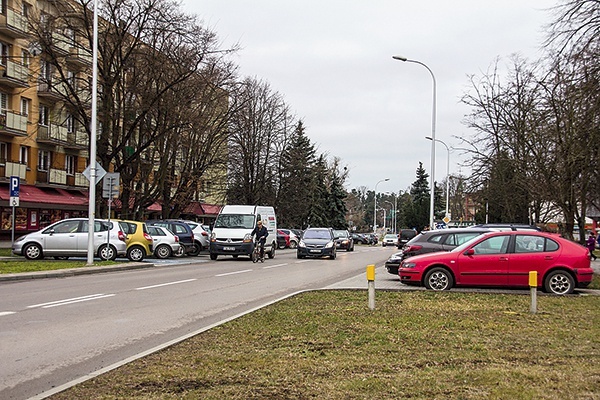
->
(252, 239, 265, 263)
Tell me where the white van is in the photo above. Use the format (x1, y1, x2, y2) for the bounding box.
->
(209, 205, 277, 260)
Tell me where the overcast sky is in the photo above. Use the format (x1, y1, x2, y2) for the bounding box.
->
(183, 0, 555, 195)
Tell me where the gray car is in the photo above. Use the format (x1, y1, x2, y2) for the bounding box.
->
(12, 218, 128, 261)
(297, 228, 337, 259)
(148, 225, 182, 259)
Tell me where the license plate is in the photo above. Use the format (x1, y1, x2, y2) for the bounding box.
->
(223, 247, 235, 251)
(310, 249, 321, 253)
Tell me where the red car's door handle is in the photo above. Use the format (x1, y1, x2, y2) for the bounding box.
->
(499, 257, 509, 261)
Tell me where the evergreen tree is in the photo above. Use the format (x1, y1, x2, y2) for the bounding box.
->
(328, 161, 348, 229)
(277, 121, 317, 228)
(306, 156, 330, 227)
(403, 162, 430, 231)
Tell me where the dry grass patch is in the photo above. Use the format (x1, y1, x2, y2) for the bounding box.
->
(52, 291, 600, 399)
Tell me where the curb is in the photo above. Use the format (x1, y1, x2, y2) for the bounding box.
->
(0, 262, 156, 282)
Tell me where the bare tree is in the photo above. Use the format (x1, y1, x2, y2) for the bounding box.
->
(227, 77, 294, 205)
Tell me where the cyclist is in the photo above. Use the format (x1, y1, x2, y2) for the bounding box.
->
(251, 219, 268, 260)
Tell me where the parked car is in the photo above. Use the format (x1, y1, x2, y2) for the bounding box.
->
(397, 228, 417, 248)
(333, 229, 354, 251)
(12, 218, 127, 261)
(183, 220, 210, 251)
(279, 229, 299, 248)
(385, 251, 404, 274)
(297, 228, 337, 259)
(277, 229, 290, 249)
(398, 231, 594, 295)
(116, 219, 153, 261)
(386, 228, 491, 275)
(351, 233, 368, 244)
(470, 223, 541, 231)
(147, 225, 182, 259)
(146, 220, 198, 256)
(382, 233, 398, 247)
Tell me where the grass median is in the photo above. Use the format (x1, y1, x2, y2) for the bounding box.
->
(51, 290, 600, 399)
(0, 248, 118, 273)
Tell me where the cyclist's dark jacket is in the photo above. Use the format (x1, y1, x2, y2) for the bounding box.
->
(251, 225, 268, 243)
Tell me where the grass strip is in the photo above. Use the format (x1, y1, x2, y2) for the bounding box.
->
(51, 290, 600, 399)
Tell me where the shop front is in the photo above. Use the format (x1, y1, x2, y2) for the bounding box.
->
(0, 183, 88, 240)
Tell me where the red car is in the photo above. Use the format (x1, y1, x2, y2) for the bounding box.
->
(398, 231, 594, 295)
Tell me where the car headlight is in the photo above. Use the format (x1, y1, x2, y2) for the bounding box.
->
(401, 262, 417, 269)
(325, 241, 334, 248)
(299, 240, 306, 248)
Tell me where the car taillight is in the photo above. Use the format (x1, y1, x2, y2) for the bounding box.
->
(191, 233, 194, 240)
(405, 245, 422, 253)
(174, 235, 179, 243)
(144, 233, 152, 242)
(201, 231, 208, 237)
(118, 231, 126, 241)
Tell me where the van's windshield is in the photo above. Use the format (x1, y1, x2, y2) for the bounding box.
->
(214, 214, 255, 229)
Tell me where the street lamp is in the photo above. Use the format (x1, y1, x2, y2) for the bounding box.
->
(384, 200, 395, 233)
(373, 178, 389, 234)
(426, 136, 450, 221)
(393, 55, 437, 230)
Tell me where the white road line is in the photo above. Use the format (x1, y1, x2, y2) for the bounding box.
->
(42, 294, 116, 309)
(0, 311, 16, 316)
(216, 269, 253, 277)
(136, 279, 197, 291)
(28, 294, 110, 309)
(262, 263, 288, 269)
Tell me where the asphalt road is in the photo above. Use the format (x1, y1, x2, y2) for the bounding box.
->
(0, 245, 395, 400)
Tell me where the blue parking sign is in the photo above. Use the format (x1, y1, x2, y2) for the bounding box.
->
(10, 176, 19, 197)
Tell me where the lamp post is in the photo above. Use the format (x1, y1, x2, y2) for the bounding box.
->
(426, 136, 450, 220)
(393, 55, 437, 230)
(373, 178, 389, 234)
(384, 200, 395, 233)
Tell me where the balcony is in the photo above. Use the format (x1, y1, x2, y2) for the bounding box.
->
(66, 46, 92, 69)
(37, 81, 64, 101)
(0, 60, 29, 87)
(37, 123, 68, 145)
(0, 8, 29, 38)
(65, 128, 89, 149)
(37, 168, 67, 185)
(0, 111, 28, 137)
(2, 161, 27, 179)
(50, 32, 71, 56)
(74, 172, 89, 187)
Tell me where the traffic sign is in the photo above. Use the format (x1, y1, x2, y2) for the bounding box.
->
(82, 162, 107, 182)
(10, 176, 19, 197)
(102, 172, 120, 199)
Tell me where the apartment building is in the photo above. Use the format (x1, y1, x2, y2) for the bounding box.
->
(0, 0, 226, 238)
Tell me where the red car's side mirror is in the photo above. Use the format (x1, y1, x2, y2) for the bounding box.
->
(464, 248, 475, 256)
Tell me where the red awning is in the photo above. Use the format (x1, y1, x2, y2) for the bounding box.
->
(183, 202, 222, 216)
(0, 184, 88, 206)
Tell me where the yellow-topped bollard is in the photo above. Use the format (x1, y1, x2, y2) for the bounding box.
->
(367, 264, 375, 310)
(366, 264, 376, 281)
(529, 271, 538, 314)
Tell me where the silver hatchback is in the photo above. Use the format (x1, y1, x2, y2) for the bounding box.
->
(12, 218, 128, 260)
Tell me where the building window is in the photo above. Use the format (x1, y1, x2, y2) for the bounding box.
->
(21, 98, 29, 117)
(66, 155, 75, 175)
(0, 92, 7, 116)
(0, 41, 8, 67)
(38, 150, 51, 171)
(66, 113, 74, 133)
(0, 142, 7, 164)
(39, 105, 48, 126)
(19, 146, 28, 166)
(21, 50, 29, 67)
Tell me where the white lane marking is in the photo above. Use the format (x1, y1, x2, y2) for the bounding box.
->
(41, 294, 116, 309)
(136, 278, 197, 291)
(262, 263, 288, 269)
(28, 294, 112, 309)
(0, 311, 16, 316)
(216, 269, 253, 277)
